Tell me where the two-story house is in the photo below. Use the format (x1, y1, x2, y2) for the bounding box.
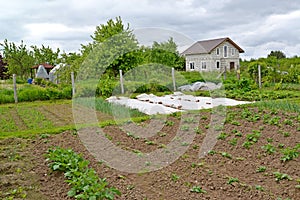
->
(181, 37, 244, 72)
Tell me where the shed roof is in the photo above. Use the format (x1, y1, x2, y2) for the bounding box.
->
(31, 63, 54, 69)
(182, 37, 244, 55)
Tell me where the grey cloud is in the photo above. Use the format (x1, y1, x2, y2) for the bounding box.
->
(0, 0, 300, 59)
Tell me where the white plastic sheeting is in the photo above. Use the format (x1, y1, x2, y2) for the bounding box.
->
(36, 65, 49, 79)
(107, 93, 251, 115)
(178, 82, 222, 91)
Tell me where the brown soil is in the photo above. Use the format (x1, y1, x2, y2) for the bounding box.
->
(0, 107, 299, 200)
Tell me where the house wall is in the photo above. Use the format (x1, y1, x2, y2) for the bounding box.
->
(185, 41, 241, 72)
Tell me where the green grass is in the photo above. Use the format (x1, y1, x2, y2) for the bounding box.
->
(74, 97, 146, 119)
(0, 125, 76, 139)
(254, 99, 300, 113)
(0, 99, 149, 139)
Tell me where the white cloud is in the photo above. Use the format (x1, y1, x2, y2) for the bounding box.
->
(1, 0, 300, 58)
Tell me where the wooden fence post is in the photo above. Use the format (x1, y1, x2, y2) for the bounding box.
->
(172, 67, 176, 91)
(71, 72, 75, 96)
(13, 74, 18, 103)
(120, 70, 124, 94)
(258, 65, 262, 89)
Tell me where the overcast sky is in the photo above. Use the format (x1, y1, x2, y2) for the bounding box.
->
(1, 0, 300, 59)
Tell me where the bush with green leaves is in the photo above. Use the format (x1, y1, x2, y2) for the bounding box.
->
(0, 84, 72, 104)
(46, 147, 120, 200)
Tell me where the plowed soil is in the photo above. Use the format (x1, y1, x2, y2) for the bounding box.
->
(0, 106, 299, 200)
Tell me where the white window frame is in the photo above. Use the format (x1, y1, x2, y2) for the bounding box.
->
(201, 61, 207, 70)
(216, 47, 220, 56)
(224, 45, 228, 58)
(189, 62, 195, 70)
(216, 60, 220, 69)
(231, 48, 235, 56)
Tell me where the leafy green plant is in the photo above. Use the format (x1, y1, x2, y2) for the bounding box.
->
(256, 166, 267, 173)
(158, 132, 167, 137)
(255, 185, 264, 191)
(273, 171, 292, 182)
(46, 147, 120, 200)
(217, 132, 228, 140)
(246, 130, 261, 143)
(190, 186, 207, 194)
(194, 127, 202, 134)
(243, 130, 261, 148)
(144, 140, 155, 145)
(242, 141, 253, 149)
(231, 120, 241, 126)
(208, 150, 216, 155)
(229, 138, 238, 146)
(282, 131, 290, 137)
(262, 143, 276, 154)
(164, 120, 174, 126)
(280, 146, 299, 162)
(266, 138, 273, 143)
(235, 131, 242, 137)
(220, 152, 232, 159)
(267, 116, 281, 126)
(191, 162, 204, 168)
(201, 115, 208, 120)
(283, 119, 293, 126)
(227, 177, 239, 185)
(171, 173, 180, 182)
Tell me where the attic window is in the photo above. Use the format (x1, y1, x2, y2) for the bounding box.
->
(189, 62, 195, 70)
(216, 48, 220, 55)
(231, 48, 235, 56)
(224, 46, 228, 57)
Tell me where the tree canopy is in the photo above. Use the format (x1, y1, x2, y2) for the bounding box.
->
(0, 54, 8, 79)
(31, 45, 60, 66)
(267, 50, 286, 59)
(0, 39, 35, 79)
(0, 40, 61, 79)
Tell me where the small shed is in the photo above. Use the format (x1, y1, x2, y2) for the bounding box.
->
(36, 65, 49, 79)
(31, 63, 55, 77)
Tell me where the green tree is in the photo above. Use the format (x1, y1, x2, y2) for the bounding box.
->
(80, 16, 139, 78)
(31, 45, 60, 66)
(268, 50, 286, 59)
(56, 52, 82, 83)
(247, 61, 268, 84)
(148, 37, 185, 70)
(137, 38, 185, 70)
(91, 16, 127, 44)
(0, 54, 9, 79)
(0, 39, 35, 79)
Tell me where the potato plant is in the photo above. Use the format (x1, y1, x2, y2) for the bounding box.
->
(46, 147, 120, 200)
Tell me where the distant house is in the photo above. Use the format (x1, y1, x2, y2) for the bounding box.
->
(181, 37, 244, 72)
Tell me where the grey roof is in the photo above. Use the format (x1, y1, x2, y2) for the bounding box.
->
(182, 37, 244, 55)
